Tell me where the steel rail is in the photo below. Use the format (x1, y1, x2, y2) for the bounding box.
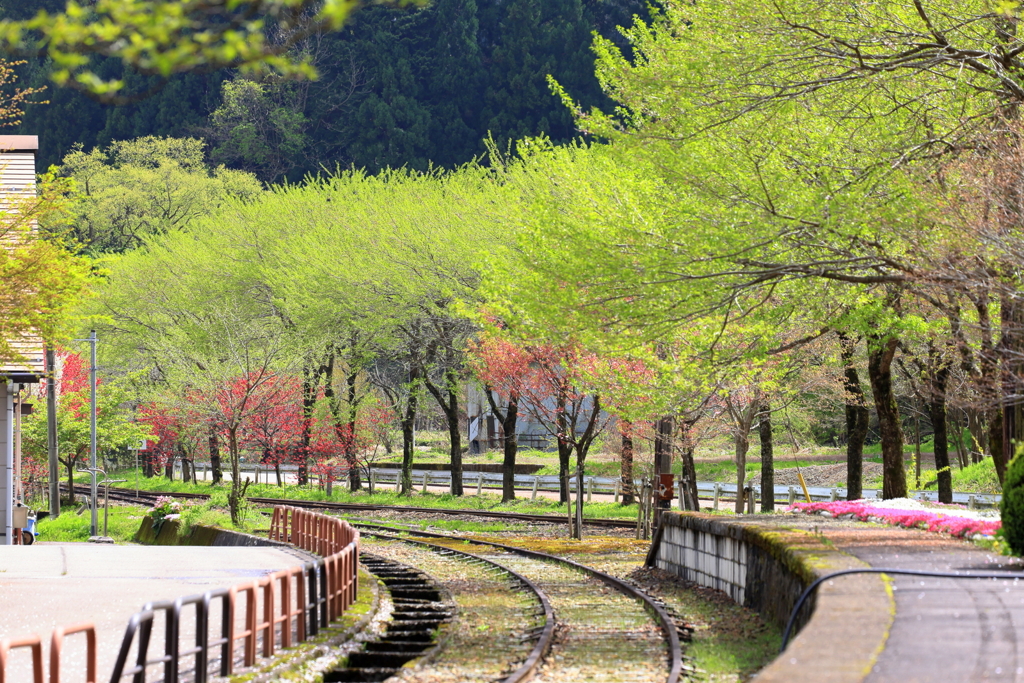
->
(362, 530, 556, 683)
(66, 484, 637, 528)
(355, 522, 683, 683)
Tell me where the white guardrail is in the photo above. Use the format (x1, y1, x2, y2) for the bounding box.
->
(366, 468, 1002, 509)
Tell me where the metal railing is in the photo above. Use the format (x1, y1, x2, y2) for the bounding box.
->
(0, 622, 97, 683)
(109, 507, 358, 682)
(368, 468, 1004, 508)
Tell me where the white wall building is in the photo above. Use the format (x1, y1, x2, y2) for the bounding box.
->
(0, 135, 43, 545)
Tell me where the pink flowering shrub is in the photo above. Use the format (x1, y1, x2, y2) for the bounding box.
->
(789, 501, 1000, 538)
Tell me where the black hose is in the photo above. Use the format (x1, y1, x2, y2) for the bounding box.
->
(781, 567, 1024, 652)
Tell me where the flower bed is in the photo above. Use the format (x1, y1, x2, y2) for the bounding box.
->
(789, 500, 1001, 539)
(147, 495, 183, 533)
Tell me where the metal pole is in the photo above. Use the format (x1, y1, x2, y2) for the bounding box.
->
(46, 348, 59, 518)
(89, 330, 98, 537)
(4, 383, 13, 545)
(13, 386, 21, 504)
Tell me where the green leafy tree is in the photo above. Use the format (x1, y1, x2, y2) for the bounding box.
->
(0, 178, 91, 368)
(49, 136, 262, 254)
(0, 0, 424, 102)
(21, 352, 152, 503)
(88, 224, 298, 523)
(483, 0, 598, 147)
(208, 78, 310, 182)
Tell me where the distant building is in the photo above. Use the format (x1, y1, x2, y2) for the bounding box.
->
(0, 135, 43, 545)
(465, 384, 606, 453)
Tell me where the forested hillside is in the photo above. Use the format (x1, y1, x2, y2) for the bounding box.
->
(3, 0, 648, 181)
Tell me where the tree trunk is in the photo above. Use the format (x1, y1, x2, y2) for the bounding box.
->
(965, 408, 984, 464)
(927, 348, 953, 504)
(556, 390, 572, 504)
(975, 292, 1007, 482)
(400, 372, 419, 495)
(914, 412, 922, 490)
(574, 465, 584, 540)
(446, 379, 463, 496)
(209, 425, 223, 484)
(839, 333, 869, 500)
(65, 457, 78, 503)
(950, 410, 968, 468)
(486, 387, 519, 503)
(990, 409, 1005, 479)
(345, 367, 363, 492)
(654, 416, 674, 516)
(620, 423, 635, 506)
(227, 426, 242, 525)
(759, 401, 774, 512)
(678, 417, 700, 511)
(1001, 293, 1024, 475)
(734, 431, 750, 513)
(867, 335, 907, 499)
(299, 364, 321, 486)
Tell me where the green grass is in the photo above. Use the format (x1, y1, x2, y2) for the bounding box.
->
(38, 504, 150, 543)
(109, 467, 643, 519)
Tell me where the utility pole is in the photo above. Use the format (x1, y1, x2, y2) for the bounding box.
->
(46, 347, 59, 518)
(89, 330, 98, 537)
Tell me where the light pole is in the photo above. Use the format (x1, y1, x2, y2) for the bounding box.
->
(73, 331, 98, 537)
(46, 347, 59, 518)
(89, 330, 97, 537)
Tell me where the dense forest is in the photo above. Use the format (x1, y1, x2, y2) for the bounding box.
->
(2, 0, 649, 181)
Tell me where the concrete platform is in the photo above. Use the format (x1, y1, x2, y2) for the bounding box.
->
(0, 543, 307, 681)
(766, 517, 1024, 682)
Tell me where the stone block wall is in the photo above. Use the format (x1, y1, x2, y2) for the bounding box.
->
(651, 512, 895, 682)
(652, 512, 818, 630)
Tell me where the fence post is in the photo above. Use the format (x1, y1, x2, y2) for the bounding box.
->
(531, 477, 539, 500)
(713, 483, 721, 510)
(422, 472, 428, 493)
(476, 472, 483, 496)
(587, 477, 593, 502)
(614, 479, 620, 504)
(0, 634, 44, 683)
(54, 624, 100, 683)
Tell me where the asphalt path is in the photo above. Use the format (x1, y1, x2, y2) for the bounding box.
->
(804, 521, 1024, 682)
(0, 543, 306, 682)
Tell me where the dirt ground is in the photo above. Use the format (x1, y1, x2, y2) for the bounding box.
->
(747, 462, 885, 488)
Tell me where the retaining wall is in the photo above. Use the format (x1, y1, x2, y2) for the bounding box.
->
(649, 512, 893, 683)
(135, 518, 289, 548)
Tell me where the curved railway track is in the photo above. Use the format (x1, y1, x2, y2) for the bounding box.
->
(360, 532, 556, 682)
(329, 552, 454, 682)
(63, 484, 682, 680)
(357, 522, 684, 683)
(65, 483, 638, 528)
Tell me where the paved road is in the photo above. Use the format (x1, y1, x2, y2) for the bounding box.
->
(801, 522, 1024, 682)
(0, 543, 306, 681)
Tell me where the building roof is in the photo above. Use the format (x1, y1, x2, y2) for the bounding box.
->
(0, 136, 38, 152)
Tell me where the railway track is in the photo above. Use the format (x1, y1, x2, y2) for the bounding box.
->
(64, 484, 683, 680)
(359, 532, 556, 682)
(327, 553, 454, 682)
(65, 484, 639, 528)
(357, 522, 685, 683)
